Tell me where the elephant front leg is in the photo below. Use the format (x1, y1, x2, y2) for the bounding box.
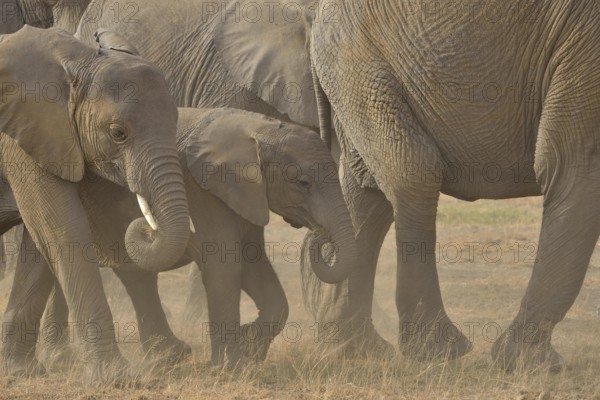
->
(113, 268, 191, 366)
(7, 173, 127, 384)
(238, 227, 288, 362)
(392, 170, 471, 360)
(38, 276, 75, 369)
(394, 221, 471, 360)
(304, 160, 396, 358)
(0, 229, 52, 377)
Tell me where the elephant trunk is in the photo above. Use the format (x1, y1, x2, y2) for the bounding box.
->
(304, 193, 357, 284)
(125, 152, 190, 273)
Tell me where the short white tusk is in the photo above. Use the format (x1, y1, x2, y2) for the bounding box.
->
(189, 218, 196, 233)
(137, 194, 158, 231)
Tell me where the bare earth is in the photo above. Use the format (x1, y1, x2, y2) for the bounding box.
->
(1, 195, 599, 399)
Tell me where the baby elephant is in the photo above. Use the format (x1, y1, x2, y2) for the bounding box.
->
(4, 107, 357, 368)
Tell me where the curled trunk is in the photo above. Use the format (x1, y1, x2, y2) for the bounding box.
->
(125, 154, 190, 272)
(302, 197, 357, 284)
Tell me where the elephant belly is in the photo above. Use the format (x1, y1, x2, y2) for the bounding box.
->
(438, 158, 542, 201)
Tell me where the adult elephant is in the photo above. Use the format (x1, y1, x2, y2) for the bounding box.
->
(302, 0, 600, 371)
(0, 0, 90, 34)
(8, 107, 357, 367)
(0, 27, 190, 382)
(75, 0, 319, 129)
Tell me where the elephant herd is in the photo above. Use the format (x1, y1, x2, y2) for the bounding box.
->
(1, 0, 600, 385)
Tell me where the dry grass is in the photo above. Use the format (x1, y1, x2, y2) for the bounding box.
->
(1, 195, 599, 399)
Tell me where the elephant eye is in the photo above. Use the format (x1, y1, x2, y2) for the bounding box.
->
(109, 124, 128, 144)
(298, 179, 312, 190)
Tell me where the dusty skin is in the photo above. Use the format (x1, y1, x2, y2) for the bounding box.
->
(0, 196, 598, 399)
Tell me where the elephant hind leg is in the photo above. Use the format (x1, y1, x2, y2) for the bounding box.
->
(492, 178, 600, 372)
(181, 264, 209, 325)
(113, 268, 192, 367)
(493, 63, 600, 371)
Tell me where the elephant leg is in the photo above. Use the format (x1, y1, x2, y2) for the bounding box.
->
(0, 229, 52, 376)
(238, 227, 288, 362)
(330, 69, 471, 360)
(38, 278, 75, 369)
(112, 267, 191, 366)
(5, 165, 127, 384)
(492, 192, 600, 371)
(393, 190, 471, 360)
(307, 154, 395, 358)
(181, 263, 209, 325)
(199, 254, 243, 367)
(0, 233, 7, 280)
(493, 66, 600, 371)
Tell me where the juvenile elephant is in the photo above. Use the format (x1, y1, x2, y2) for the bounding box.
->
(302, 0, 600, 371)
(0, 0, 90, 34)
(0, 27, 190, 382)
(6, 107, 357, 367)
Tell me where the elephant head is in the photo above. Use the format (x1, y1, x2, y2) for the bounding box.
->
(0, 26, 190, 272)
(0, 0, 90, 34)
(180, 108, 356, 283)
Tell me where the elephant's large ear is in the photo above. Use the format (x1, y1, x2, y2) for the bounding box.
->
(94, 29, 140, 55)
(183, 110, 269, 226)
(0, 27, 84, 182)
(214, 0, 318, 128)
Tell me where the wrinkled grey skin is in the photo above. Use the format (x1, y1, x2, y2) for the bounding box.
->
(0, 0, 87, 276)
(75, 0, 351, 322)
(302, 0, 600, 371)
(75, 0, 320, 129)
(0, 0, 90, 277)
(0, 27, 189, 383)
(0, 0, 90, 34)
(6, 107, 356, 367)
(0, 226, 21, 281)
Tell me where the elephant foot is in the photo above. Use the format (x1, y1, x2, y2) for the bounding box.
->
(1, 355, 47, 378)
(491, 322, 563, 373)
(1, 344, 47, 378)
(142, 335, 192, 367)
(239, 322, 274, 362)
(82, 352, 136, 388)
(208, 340, 247, 370)
(337, 319, 396, 360)
(399, 315, 473, 361)
(37, 343, 76, 370)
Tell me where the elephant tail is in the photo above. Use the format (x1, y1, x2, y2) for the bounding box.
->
(311, 62, 332, 150)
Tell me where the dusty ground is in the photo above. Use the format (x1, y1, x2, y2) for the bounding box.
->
(0, 195, 599, 399)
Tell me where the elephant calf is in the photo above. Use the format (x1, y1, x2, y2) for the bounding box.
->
(4, 107, 357, 368)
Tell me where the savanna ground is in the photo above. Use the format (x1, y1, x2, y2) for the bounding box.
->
(0, 195, 599, 399)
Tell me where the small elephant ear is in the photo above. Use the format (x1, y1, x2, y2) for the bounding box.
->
(183, 109, 270, 226)
(214, 0, 318, 128)
(94, 29, 140, 55)
(0, 27, 85, 182)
